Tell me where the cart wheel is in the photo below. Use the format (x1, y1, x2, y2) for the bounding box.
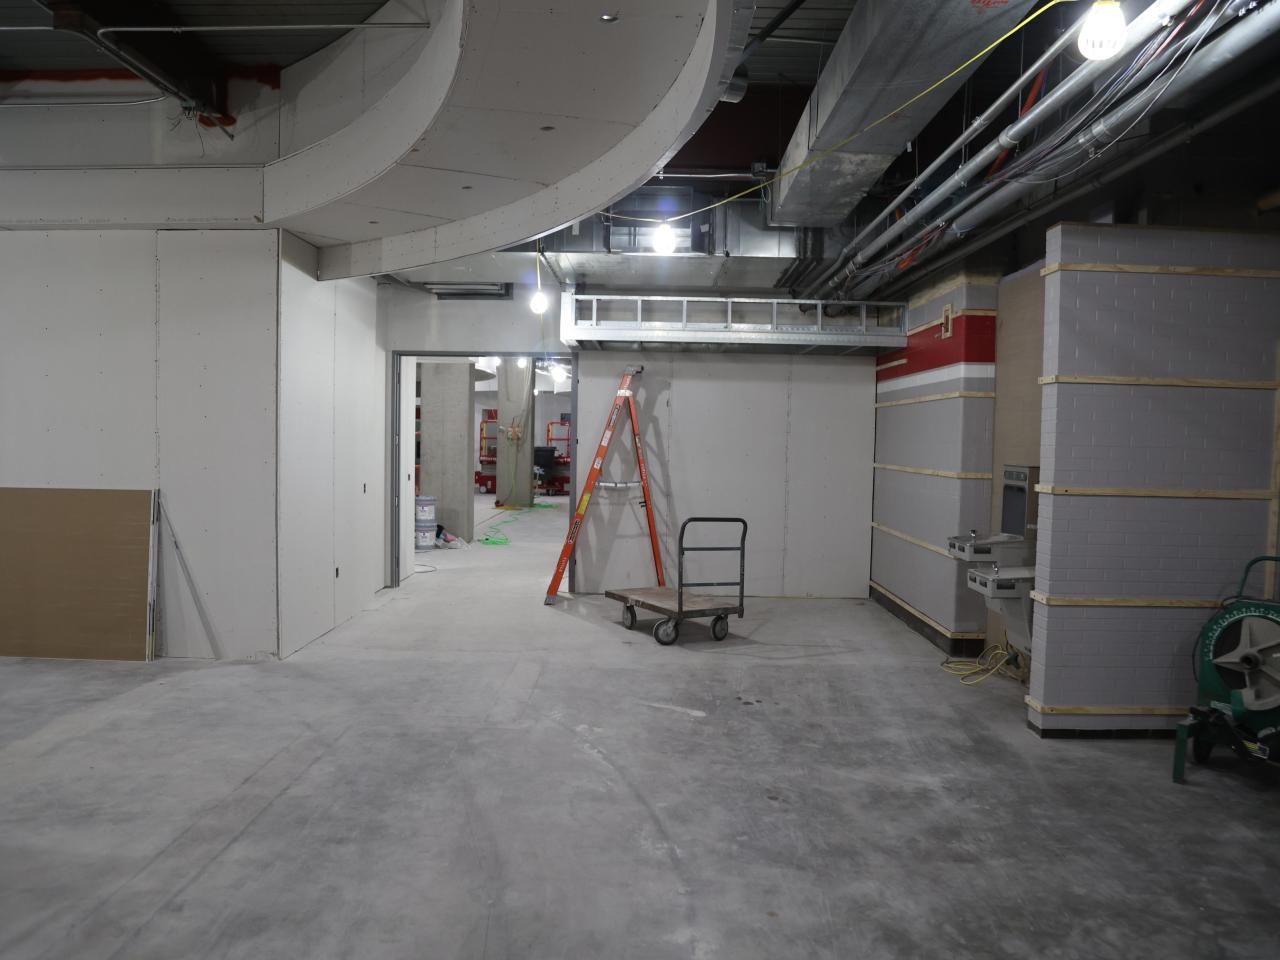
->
(622, 605, 637, 630)
(1192, 736, 1214, 765)
(653, 619, 680, 646)
(711, 616, 729, 641)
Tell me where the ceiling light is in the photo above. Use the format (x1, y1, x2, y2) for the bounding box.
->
(600, 14, 618, 22)
(529, 289, 549, 315)
(491, 356, 502, 367)
(651, 222, 677, 255)
(517, 357, 529, 369)
(1078, 1, 1126, 61)
(550, 365, 568, 385)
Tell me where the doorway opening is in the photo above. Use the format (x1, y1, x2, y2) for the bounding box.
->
(390, 352, 577, 590)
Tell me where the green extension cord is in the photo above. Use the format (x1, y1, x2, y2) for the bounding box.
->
(477, 501, 560, 545)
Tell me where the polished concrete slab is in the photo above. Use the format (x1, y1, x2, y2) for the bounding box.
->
(2, 501, 1278, 959)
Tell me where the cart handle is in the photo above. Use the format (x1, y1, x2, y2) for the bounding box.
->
(676, 517, 747, 619)
(1232, 555, 1280, 601)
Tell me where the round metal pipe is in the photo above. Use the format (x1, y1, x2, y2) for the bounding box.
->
(799, 14, 1082, 298)
(846, 5, 1280, 298)
(819, 0, 1197, 293)
(950, 0, 1280, 235)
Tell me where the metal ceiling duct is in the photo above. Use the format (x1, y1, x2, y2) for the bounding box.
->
(767, 0, 1038, 226)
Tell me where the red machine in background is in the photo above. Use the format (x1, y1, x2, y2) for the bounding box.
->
(539, 413, 572, 495)
(474, 408, 498, 494)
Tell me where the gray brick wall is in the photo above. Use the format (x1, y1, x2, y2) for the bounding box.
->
(874, 274, 998, 636)
(1032, 224, 1279, 729)
(871, 528, 987, 633)
(874, 470, 990, 553)
(875, 398, 993, 473)
(1040, 385, 1273, 489)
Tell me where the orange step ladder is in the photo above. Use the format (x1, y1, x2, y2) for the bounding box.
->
(545, 365, 665, 605)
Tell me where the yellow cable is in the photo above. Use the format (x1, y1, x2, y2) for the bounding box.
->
(607, 0, 1077, 225)
(942, 643, 1022, 685)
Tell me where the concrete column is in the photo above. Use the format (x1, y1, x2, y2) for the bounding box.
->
(419, 361, 475, 541)
(496, 361, 535, 508)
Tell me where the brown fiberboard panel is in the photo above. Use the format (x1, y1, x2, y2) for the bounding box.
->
(0, 487, 155, 661)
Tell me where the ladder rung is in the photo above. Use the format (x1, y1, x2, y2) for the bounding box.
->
(598, 481, 642, 489)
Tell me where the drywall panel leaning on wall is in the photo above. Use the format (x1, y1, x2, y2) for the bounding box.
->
(573, 352, 874, 598)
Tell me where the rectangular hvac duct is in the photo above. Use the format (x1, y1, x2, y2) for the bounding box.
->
(768, 0, 1037, 226)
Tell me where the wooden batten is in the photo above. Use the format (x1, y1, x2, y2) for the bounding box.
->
(870, 521, 951, 558)
(1030, 590, 1219, 609)
(871, 580, 985, 640)
(1041, 262, 1280, 280)
(1025, 696, 1186, 717)
(874, 463, 992, 480)
(1039, 374, 1278, 390)
(1035, 483, 1271, 501)
(875, 390, 995, 409)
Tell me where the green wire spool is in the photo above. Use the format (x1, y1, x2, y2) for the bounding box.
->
(1174, 556, 1280, 781)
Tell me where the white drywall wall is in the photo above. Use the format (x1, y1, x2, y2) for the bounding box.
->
(0, 232, 159, 489)
(399, 355, 419, 581)
(334, 277, 385, 622)
(156, 231, 280, 660)
(573, 353, 874, 598)
(0, 229, 284, 661)
(279, 242, 337, 657)
(278, 236, 386, 656)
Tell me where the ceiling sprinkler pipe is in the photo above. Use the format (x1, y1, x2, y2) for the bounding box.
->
(817, 0, 1197, 295)
(948, 0, 1280, 236)
(799, 16, 1083, 298)
(863, 69, 1280, 301)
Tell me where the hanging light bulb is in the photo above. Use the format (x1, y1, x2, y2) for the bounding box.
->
(517, 357, 529, 369)
(529, 241, 549, 314)
(550, 364, 568, 385)
(1078, 0, 1127, 61)
(651, 221, 677, 255)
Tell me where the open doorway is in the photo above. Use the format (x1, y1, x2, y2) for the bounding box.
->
(390, 352, 576, 589)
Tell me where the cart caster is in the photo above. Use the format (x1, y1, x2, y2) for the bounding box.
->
(622, 605, 637, 630)
(711, 616, 729, 641)
(654, 618, 680, 646)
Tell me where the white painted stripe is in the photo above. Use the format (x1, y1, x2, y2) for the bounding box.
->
(877, 362, 995, 395)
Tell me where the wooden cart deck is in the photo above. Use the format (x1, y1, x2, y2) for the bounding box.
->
(605, 587, 741, 619)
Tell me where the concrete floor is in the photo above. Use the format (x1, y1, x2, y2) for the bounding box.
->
(3, 501, 1279, 959)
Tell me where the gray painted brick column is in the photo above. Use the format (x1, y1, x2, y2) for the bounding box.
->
(1031, 223, 1280, 733)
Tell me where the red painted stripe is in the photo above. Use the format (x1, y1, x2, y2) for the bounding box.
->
(877, 314, 996, 382)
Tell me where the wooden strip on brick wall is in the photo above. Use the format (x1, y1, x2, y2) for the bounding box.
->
(1039, 374, 1278, 390)
(870, 521, 952, 558)
(871, 580, 986, 641)
(875, 390, 995, 409)
(876, 358, 908, 371)
(0, 487, 156, 661)
(1025, 696, 1186, 717)
(1041, 262, 1280, 280)
(875, 463, 992, 480)
(1035, 483, 1271, 501)
(1029, 590, 1219, 609)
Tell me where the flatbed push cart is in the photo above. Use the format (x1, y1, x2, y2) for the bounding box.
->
(606, 517, 747, 645)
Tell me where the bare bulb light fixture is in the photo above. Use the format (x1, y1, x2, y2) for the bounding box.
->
(1078, 0, 1126, 60)
(517, 357, 529, 369)
(530, 242, 550, 314)
(550, 364, 568, 385)
(651, 222, 677, 255)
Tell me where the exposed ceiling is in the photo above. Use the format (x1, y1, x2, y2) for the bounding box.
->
(0, 1, 390, 74)
(742, 0, 857, 87)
